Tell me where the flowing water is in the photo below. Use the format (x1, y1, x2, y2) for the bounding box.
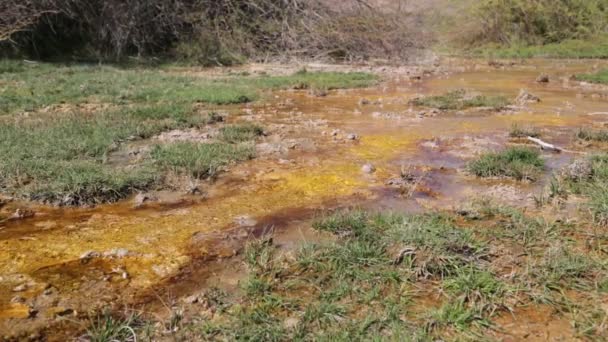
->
(1, 59, 607, 338)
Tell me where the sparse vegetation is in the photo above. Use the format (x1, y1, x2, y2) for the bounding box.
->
(510, 124, 540, 138)
(471, 37, 608, 59)
(561, 154, 608, 225)
(0, 110, 173, 205)
(577, 128, 608, 142)
(220, 123, 264, 143)
(0, 62, 376, 115)
(576, 69, 608, 85)
(168, 211, 495, 340)
(85, 312, 142, 342)
(116, 205, 608, 340)
(468, 147, 545, 181)
(411, 89, 510, 111)
(152, 142, 255, 180)
(442, 267, 507, 311)
(460, 0, 608, 58)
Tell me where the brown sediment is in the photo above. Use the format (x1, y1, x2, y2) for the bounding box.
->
(1, 58, 608, 338)
(492, 305, 576, 341)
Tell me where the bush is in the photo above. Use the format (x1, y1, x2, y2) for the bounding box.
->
(0, 0, 428, 62)
(463, 0, 608, 46)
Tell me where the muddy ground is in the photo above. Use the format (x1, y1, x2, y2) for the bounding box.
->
(1, 58, 608, 340)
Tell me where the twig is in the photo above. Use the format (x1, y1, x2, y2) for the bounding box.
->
(526, 136, 586, 155)
(526, 137, 563, 153)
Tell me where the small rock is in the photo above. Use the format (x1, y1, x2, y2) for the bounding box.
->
(186, 185, 203, 195)
(234, 215, 257, 227)
(53, 308, 74, 317)
(28, 309, 38, 319)
(103, 248, 131, 258)
(12, 284, 28, 292)
(309, 88, 328, 97)
(361, 164, 376, 174)
(515, 89, 541, 105)
(536, 74, 550, 83)
(11, 296, 26, 303)
(330, 129, 340, 137)
(184, 295, 199, 304)
(79, 250, 100, 263)
(386, 178, 408, 187)
(10, 209, 35, 220)
(133, 193, 157, 207)
(358, 98, 370, 105)
(283, 317, 300, 330)
(346, 133, 359, 140)
(562, 159, 593, 181)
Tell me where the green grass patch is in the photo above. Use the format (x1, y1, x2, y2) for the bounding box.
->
(97, 208, 608, 340)
(178, 211, 492, 341)
(510, 124, 540, 138)
(530, 245, 602, 292)
(0, 104, 255, 205)
(468, 147, 544, 181)
(251, 70, 377, 92)
(469, 200, 564, 248)
(576, 69, 608, 85)
(219, 123, 264, 143)
(562, 155, 608, 225)
(577, 128, 608, 142)
(85, 312, 143, 342)
(152, 142, 255, 179)
(428, 300, 489, 331)
(471, 36, 608, 59)
(0, 109, 195, 205)
(411, 89, 510, 111)
(443, 268, 506, 310)
(0, 61, 376, 115)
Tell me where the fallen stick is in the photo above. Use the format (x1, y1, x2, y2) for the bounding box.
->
(587, 112, 608, 116)
(526, 137, 563, 153)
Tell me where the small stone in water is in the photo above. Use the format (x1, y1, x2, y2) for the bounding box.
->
(361, 164, 376, 174)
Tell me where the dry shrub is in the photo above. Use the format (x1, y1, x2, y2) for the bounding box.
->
(1, 0, 189, 59)
(303, 8, 428, 62)
(1, 0, 430, 63)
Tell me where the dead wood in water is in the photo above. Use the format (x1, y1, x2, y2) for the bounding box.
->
(526, 137, 563, 153)
(526, 136, 586, 155)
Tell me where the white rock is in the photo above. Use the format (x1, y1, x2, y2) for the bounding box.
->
(361, 164, 376, 174)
